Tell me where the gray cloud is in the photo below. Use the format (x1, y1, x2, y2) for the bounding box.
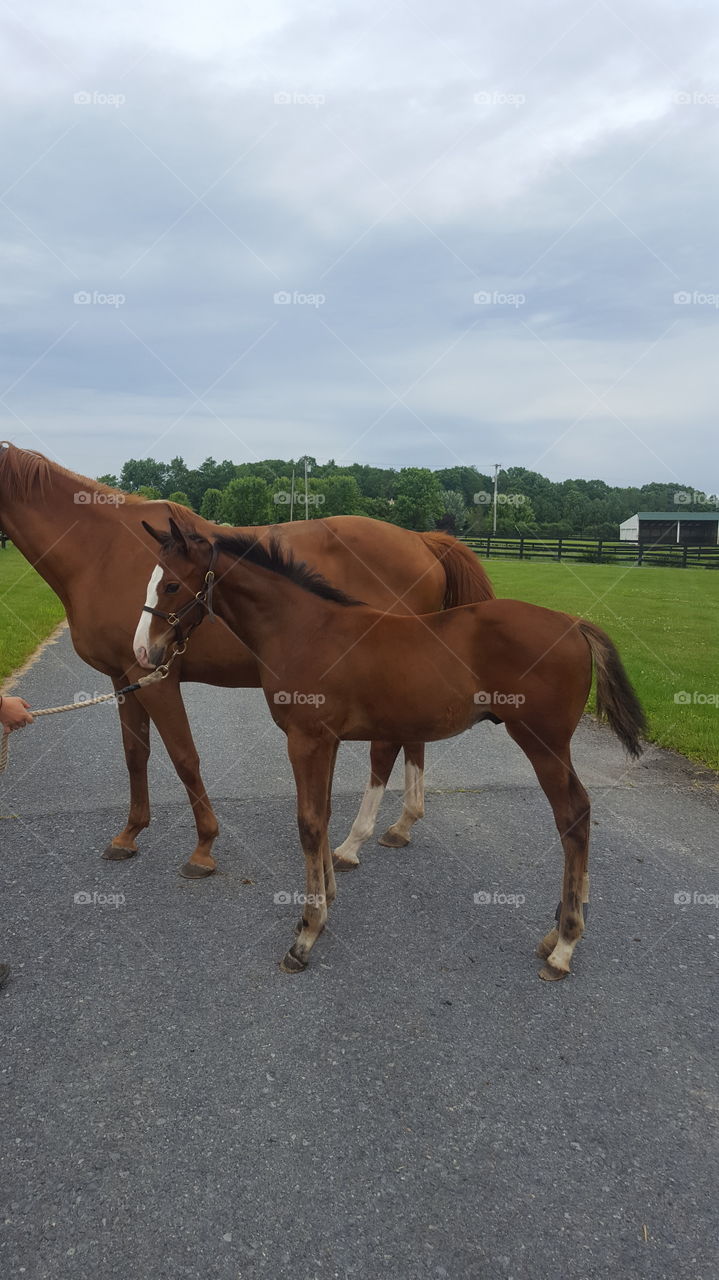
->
(0, 0, 717, 486)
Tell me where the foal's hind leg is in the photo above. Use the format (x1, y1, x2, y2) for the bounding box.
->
(507, 725, 590, 981)
(333, 740, 402, 871)
(378, 742, 425, 849)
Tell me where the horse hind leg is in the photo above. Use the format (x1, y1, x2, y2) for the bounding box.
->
(332, 740, 402, 871)
(378, 742, 425, 849)
(507, 725, 590, 981)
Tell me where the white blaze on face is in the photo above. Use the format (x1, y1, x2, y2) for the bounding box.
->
(133, 564, 163, 667)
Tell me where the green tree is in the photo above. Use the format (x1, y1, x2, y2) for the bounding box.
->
(120, 458, 169, 493)
(438, 489, 469, 534)
(200, 488, 224, 521)
(392, 468, 444, 531)
(137, 485, 162, 500)
(96, 473, 118, 488)
(221, 477, 270, 526)
(320, 474, 363, 517)
(167, 490, 193, 509)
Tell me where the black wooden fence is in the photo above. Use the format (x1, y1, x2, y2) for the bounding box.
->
(462, 535, 719, 569)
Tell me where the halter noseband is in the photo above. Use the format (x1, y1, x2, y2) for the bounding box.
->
(142, 543, 219, 650)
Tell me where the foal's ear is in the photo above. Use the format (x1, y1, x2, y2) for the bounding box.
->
(168, 517, 190, 553)
(141, 520, 168, 546)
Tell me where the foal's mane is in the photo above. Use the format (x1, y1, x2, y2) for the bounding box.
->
(213, 531, 363, 607)
(0, 441, 144, 504)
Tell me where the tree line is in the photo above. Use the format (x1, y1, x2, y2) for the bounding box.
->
(95, 455, 717, 537)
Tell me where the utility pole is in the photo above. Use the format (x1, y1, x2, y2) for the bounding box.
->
(304, 458, 311, 519)
(289, 468, 296, 522)
(492, 463, 501, 535)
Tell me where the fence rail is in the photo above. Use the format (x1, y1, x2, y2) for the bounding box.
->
(461, 535, 719, 569)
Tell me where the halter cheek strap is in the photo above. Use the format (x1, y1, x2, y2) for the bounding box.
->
(142, 543, 219, 647)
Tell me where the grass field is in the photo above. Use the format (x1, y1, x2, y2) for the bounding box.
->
(0, 545, 717, 772)
(488, 559, 719, 772)
(0, 546, 66, 684)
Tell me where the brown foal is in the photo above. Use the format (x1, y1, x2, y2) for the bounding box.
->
(136, 519, 646, 982)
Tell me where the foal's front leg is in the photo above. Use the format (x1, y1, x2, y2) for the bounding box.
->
(281, 733, 336, 973)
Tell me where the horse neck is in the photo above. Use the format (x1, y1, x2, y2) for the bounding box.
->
(0, 466, 112, 603)
(211, 552, 325, 655)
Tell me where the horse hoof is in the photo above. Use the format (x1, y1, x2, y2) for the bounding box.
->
(332, 854, 359, 873)
(377, 829, 409, 848)
(102, 844, 137, 861)
(539, 962, 569, 982)
(179, 861, 216, 880)
(280, 948, 307, 973)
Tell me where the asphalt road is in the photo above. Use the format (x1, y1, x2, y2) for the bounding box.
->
(1, 626, 717, 1280)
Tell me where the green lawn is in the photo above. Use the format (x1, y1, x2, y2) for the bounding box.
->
(0, 546, 66, 684)
(486, 558, 719, 772)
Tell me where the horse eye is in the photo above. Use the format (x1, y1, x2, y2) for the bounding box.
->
(165, 582, 180, 594)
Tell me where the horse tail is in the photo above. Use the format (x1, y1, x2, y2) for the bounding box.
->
(419, 531, 495, 607)
(577, 620, 646, 758)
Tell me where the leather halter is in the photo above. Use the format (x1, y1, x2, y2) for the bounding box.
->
(142, 543, 219, 651)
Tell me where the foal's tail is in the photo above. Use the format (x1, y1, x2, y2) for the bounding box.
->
(420, 531, 495, 607)
(577, 620, 647, 758)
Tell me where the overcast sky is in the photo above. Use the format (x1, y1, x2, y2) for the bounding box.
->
(1, 0, 717, 485)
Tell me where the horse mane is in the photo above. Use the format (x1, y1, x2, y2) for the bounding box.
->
(0, 441, 147, 505)
(214, 531, 363, 607)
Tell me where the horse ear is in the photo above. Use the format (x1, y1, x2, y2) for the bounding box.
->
(168, 517, 189, 553)
(141, 520, 166, 545)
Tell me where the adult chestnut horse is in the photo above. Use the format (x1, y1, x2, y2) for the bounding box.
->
(0, 442, 493, 876)
(136, 521, 645, 981)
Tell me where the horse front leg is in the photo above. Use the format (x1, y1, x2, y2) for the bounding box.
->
(136, 678, 220, 879)
(281, 732, 335, 973)
(103, 683, 151, 862)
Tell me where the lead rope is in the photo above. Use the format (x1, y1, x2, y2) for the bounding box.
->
(0, 643, 185, 777)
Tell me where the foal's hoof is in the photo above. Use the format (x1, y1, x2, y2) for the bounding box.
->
(377, 828, 409, 849)
(536, 928, 559, 960)
(332, 853, 359, 873)
(539, 962, 569, 982)
(280, 948, 308, 973)
(102, 844, 137, 861)
(179, 861, 216, 880)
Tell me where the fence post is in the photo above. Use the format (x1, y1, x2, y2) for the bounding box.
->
(557, 538, 562, 562)
(486, 534, 491, 558)
(637, 541, 643, 566)
(597, 539, 603, 564)
(682, 543, 688, 569)
(519, 536, 524, 560)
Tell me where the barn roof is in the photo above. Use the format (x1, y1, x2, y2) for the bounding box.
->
(630, 511, 719, 520)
